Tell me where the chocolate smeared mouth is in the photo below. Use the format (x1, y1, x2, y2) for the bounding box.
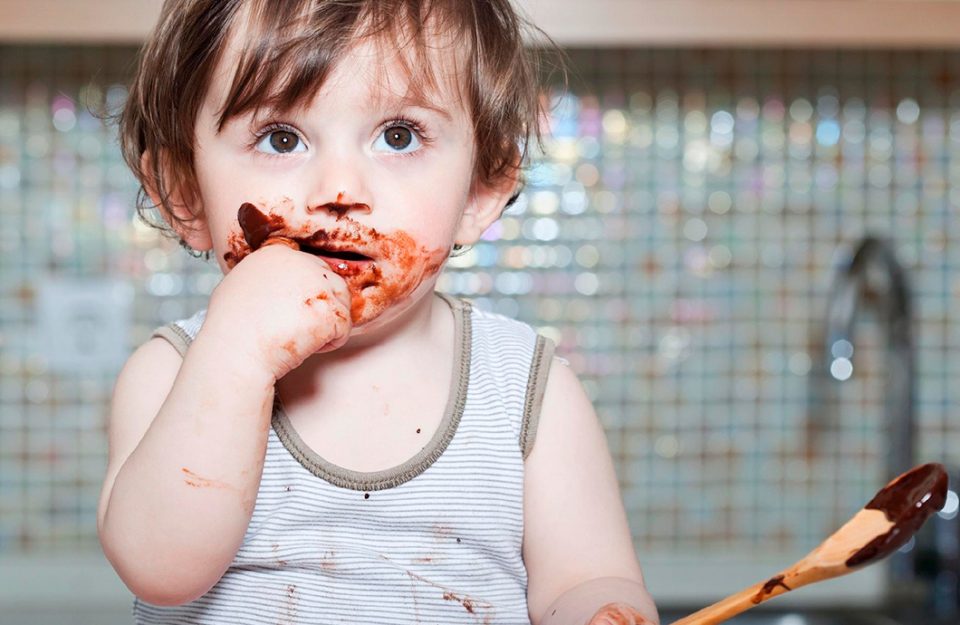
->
(299, 244, 371, 262)
(228, 202, 447, 329)
(236, 203, 374, 262)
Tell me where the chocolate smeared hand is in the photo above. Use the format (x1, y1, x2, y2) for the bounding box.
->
(670, 463, 949, 625)
(226, 202, 448, 326)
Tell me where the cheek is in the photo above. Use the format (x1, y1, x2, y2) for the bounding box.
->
(345, 229, 450, 326)
(412, 218, 462, 250)
(395, 180, 474, 242)
(203, 204, 248, 271)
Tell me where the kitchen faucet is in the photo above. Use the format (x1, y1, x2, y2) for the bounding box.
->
(822, 235, 915, 480)
(818, 235, 916, 584)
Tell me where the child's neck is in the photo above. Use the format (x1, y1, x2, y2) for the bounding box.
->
(333, 289, 446, 358)
(276, 290, 452, 398)
(273, 291, 457, 471)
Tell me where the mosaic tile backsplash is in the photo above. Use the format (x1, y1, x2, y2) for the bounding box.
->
(1, 47, 958, 559)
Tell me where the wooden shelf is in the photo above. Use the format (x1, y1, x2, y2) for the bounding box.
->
(1, 0, 959, 47)
(519, 0, 960, 48)
(0, 0, 163, 44)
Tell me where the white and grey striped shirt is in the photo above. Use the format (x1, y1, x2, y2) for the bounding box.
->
(137, 293, 554, 624)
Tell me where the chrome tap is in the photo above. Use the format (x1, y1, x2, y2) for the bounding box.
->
(822, 235, 915, 482)
(812, 235, 916, 587)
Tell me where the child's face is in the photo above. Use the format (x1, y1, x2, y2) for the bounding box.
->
(184, 36, 506, 331)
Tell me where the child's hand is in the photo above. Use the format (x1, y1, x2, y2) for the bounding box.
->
(586, 603, 652, 625)
(205, 243, 352, 380)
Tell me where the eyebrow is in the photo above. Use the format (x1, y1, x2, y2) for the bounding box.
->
(220, 90, 458, 132)
(376, 93, 455, 122)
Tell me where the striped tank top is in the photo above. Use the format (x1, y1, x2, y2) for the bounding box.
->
(135, 293, 555, 624)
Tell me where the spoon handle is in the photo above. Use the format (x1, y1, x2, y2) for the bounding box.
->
(669, 576, 793, 625)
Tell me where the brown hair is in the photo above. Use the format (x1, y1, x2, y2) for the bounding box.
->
(119, 0, 557, 247)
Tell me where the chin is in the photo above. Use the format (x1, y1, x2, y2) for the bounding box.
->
(346, 280, 439, 339)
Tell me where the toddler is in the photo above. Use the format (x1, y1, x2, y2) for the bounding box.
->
(97, 1, 659, 624)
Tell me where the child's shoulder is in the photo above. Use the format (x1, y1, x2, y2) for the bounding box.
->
(452, 295, 548, 344)
(452, 294, 559, 375)
(150, 309, 207, 356)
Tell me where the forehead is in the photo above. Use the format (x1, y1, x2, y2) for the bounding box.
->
(208, 2, 471, 124)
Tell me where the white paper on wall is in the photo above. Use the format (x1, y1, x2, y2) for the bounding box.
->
(36, 277, 134, 374)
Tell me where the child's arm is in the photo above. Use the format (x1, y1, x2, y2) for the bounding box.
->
(97, 246, 351, 606)
(524, 360, 660, 625)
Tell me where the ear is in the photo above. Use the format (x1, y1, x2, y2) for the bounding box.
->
(140, 150, 213, 251)
(455, 169, 520, 247)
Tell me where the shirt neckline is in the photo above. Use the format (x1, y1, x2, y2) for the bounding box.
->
(270, 293, 471, 491)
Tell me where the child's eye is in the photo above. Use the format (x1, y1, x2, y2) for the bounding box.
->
(255, 127, 307, 155)
(373, 122, 423, 154)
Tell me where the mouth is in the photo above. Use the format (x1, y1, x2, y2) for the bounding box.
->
(298, 242, 375, 276)
(233, 203, 380, 280)
(301, 245, 370, 262)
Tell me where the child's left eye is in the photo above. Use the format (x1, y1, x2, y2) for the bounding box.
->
(373, 123, 423, 154)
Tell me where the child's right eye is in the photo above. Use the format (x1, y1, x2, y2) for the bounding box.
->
(255, 127, 307, 155)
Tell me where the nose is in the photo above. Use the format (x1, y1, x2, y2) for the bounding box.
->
(303, 148, 373, 219)
(306, 190, 372, 219)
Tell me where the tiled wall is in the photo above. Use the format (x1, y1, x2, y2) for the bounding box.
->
(1, 46, 957, 559)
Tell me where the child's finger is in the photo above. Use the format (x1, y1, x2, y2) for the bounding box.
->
(261, 236, 300, 251)
(586, 602, 651, 625)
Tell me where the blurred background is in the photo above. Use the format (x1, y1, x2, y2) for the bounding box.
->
(1, 1, 959, 624)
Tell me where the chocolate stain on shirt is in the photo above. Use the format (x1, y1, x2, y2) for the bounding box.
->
(443, 590, 476, 614)
(399, 562, 494, 616)
(271, 543, 288, 567)
(279, 584, 298, 625)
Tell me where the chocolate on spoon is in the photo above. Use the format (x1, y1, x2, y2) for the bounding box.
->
(670, 463, 949, 625)
(846, 462, 949, 567)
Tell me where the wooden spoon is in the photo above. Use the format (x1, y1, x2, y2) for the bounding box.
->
(670, 463, 949, 625)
